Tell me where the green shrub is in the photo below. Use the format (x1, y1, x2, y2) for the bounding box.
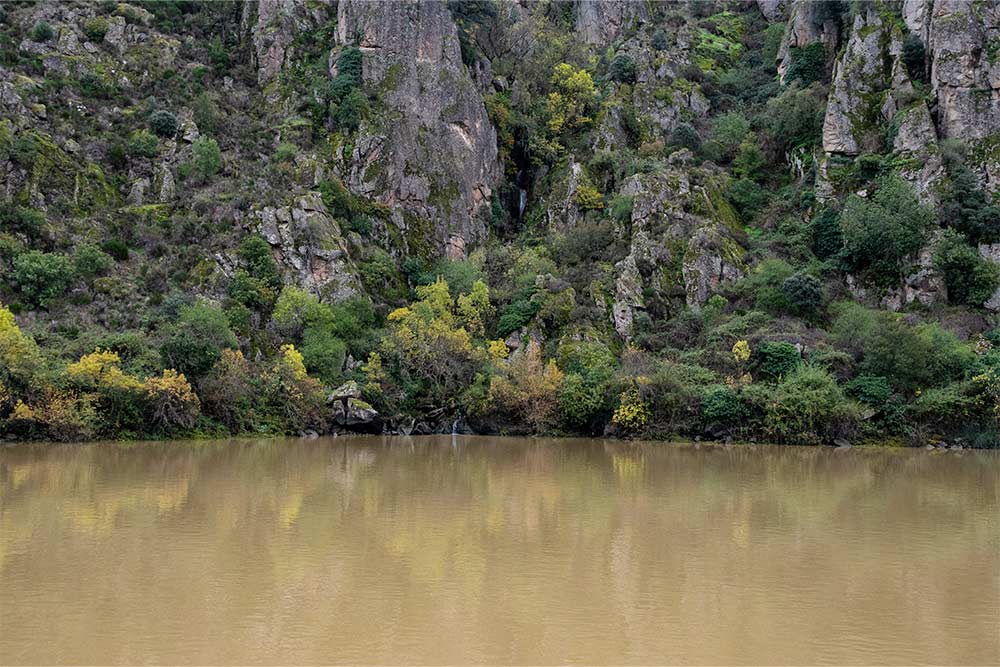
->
(811, 206, 842, 260)
(238, 236, 279, 284)
(840, 177, 934, 286)
(108, 142, 128, 170)
(10, 135, 39, 169)
(780, 272, 823, 316)
(701, 385, 747, 428)
(329, 296, 378, 359)
(159, 303, 239, 379)
(727, 178, 768, 221)
(227, 270, 274, 310)
(742, 259, 794, 314)
(756, 341, 800, 381)
(0, 204, 45, 237)
(830, 303, 973, 393)
(933, 229, 1000, 306)
(845, 375, 892, 405)
(12, 251, 73, 307)
(939, 149, 1000, 245)
(733, 138, 765, 180)
(31, 21, 55, 42)
(336, 88, 369, 132)
(191, 136, 222, 182)
(128, 129, 159, 158)
(709, 112, 750, 162)
(556, 340, 618, 382)
(272, 286, 332, 338)
(497, 298, 540, 337)
(764, 365, 855, 444)
(301, 327, 347, 385)
(101, 239, 129, 261)
(553, 340, 617, 431)
(909, 381, 978, 431)
(558, 372, 607, 431)
(608, 53, 637, 83)
(273, 142, 297, 162)
(764, 83, 824, 153)
(762, 23, 784, 65)
(668, 123, 701, 152)
(785, 42, 826, 85)
(149, 109, 178, 138)
(192, 91, 221, 134)
(77, 72, 110, 98)
(208, 36, 230, 72)
(651, 29, 669, 51)
(83, 17, 108, 42)
(73, 244, 114, 279)
(642, 361, 713, 435)
(330, 46, 363, 102)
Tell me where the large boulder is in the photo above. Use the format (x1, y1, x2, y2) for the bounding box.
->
(329, 381, 381, 434)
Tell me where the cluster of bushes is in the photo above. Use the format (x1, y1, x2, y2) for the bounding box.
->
(2, 240, 116, 309)
(0, 300, 332, 441)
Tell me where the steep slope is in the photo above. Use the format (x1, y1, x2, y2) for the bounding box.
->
(3, 0, 1000, 447)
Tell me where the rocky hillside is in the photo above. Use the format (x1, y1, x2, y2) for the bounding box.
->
(2, 0, 1000, 447)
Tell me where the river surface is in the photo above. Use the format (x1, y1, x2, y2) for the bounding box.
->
(1, 436, 998, 665)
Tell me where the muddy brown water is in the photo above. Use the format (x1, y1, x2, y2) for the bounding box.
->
(1, 436, 997, 664)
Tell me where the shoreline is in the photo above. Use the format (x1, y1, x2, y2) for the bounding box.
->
(2, 431, 993, 452)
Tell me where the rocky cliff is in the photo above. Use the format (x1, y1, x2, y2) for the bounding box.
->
(5, 0, 1000, 444)
(333, 0, 500, 259)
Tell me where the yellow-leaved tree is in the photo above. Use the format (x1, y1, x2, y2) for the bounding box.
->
(145, 369, 200, 430)
(268, 343, 327, 433)
(64, 349, 144, 435)
(0, 303, 44, 401)
(481, 339, 565, 434)
(380, 277, 487, 408)
(546, 62, 597, 136)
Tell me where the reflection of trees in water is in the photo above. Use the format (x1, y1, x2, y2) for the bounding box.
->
(0, 438, 998, 663)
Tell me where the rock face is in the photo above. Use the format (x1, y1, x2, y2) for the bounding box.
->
(891, 103, 945, 205)
(819, 4, 944, 204)
(776, 0, 841, 81)
(589, 9, 710, 151)
(927, 0, 1000, 191)
(545, 159, 586, 231)
(242, 0, 332, 89)
(821, 0, 1000, 195)
(757, 0, 788, 23)
(611, 165, 746, 339)
(822, 8, 903, 156)
(575, 0, 649, 45)
(980, 243, 1000, 311)
(928, 0, 1000, 143)
(252, 193, 363, 302)
(334, 0, 500, 257)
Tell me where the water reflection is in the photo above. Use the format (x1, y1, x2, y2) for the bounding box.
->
(1, 437, 998, 664)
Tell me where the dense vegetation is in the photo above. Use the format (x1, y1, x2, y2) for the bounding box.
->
(2, 1, 1000, 447)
